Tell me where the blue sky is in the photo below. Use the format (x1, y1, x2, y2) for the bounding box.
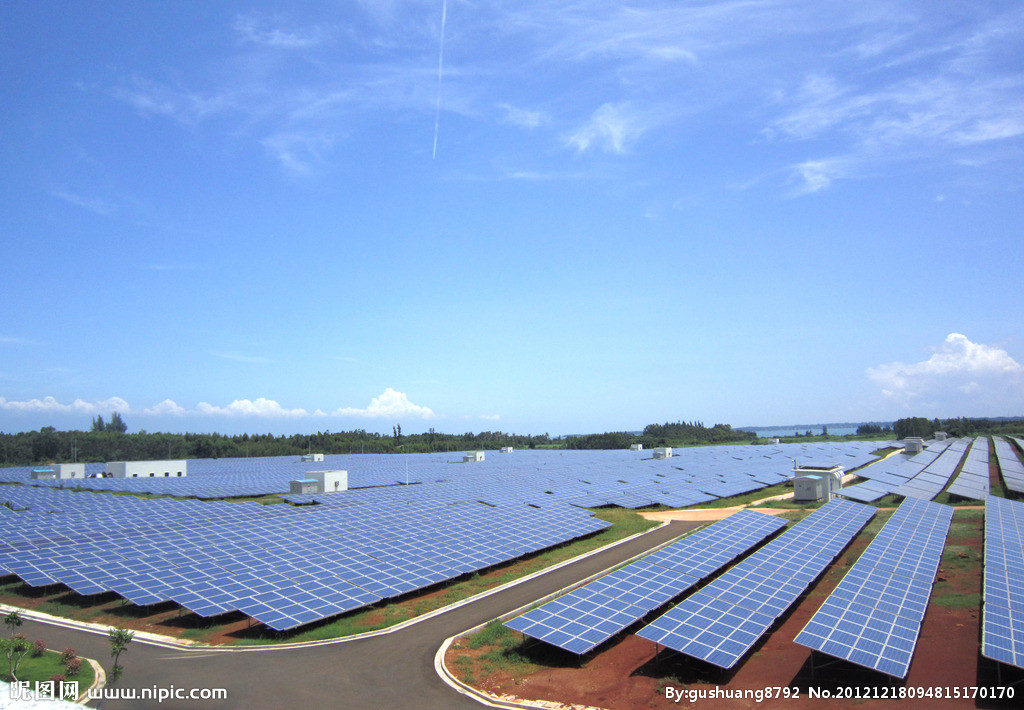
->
(2, 1, 1023, 436)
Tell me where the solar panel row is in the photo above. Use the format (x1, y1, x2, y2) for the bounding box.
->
(840, 438, 974, 503)
(794, 497, 953, 678)
(504, 509, 787, 654)
(891, 438, 970, 501)
(982, 495, 1024, 669)
(993, 438, 1024, 494)
(637, 498, 875, 669)
(945, 437, 990, 500)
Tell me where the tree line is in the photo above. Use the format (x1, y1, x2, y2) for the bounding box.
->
(4, 415, 1020, 468)
(890, 416, 1024, 440)
(0, 424, 562, 466)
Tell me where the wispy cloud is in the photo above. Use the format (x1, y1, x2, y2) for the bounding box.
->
(109, 76, 236, 126)
(51, 189, 117, 215)
(567, 103, 646, 155)
(233, 12, 330, 49)
(788, 158, 850, 196)
(260, 133, 336, 175)
(212, 352, 274, 364)
(867, 333, 1023, 409)
(334, 388, 435, 419)
(499, 103, 549, 129)
(0, 336, 46, 346)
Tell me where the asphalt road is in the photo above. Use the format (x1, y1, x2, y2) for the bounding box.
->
(17, 520, 696, 710)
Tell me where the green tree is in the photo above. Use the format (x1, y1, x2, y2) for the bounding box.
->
(2, 612, 28, 681)
(894, 417, 933, 439)
(91, 415, 105, 432)
(1, 634, 30, 682)
(3, 610, 22, 638)
(107, 411, 127, 433)
(108, 627, 134, 682)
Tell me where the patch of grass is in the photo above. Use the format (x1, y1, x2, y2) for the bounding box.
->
(4, 648, 95, 690)
(467, 619, 514, 649)
(932, 592, 981, 609)
(694, 483, 791, 509)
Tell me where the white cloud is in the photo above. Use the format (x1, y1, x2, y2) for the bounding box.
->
(567, 103, 645, 155)
(212, 352, 273, 364)
(143, 399, 187, 416)
(52, 189, 117, 216)
(109, 76, 235, 125)
(334, 388, 435, 419)
(260, 133, 336, 174)
(0, 336, 45, 346)
(0, 396, 130, 415)
(479, 414, 501, 421)
(196, 398, 311, 418)
(789, 158, 847, 195)
(867, 333, 1023, 409)
(499, 103, 549, 129)
(233, 13, 329, 49)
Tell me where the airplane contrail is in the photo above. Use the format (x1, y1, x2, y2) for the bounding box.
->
(432, 0, 447, 159)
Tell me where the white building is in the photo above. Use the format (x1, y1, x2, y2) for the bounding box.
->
(630, 444, 643, 451)
(107, 460, 187, 478)
(500, 447, 513, 453)
(653, 447, 673, 460)
(300, 453, 325, 462)
(463, 451, 485, 463)
(30, 463, 85, 480)
(289, 469, 348, 494)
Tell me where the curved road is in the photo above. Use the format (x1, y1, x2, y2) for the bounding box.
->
(18, 521, 695, 710)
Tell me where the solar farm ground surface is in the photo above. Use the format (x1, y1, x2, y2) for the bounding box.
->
(449, 506, 1022, 710)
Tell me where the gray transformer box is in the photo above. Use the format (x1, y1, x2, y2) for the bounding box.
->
(793, 474, 830, 502)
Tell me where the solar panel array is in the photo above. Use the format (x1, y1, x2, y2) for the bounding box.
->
(794, 497, 953, 678)
(0, 484, 608, 631)
(840, 438, 970, 503)
(994, 438, 1024, 494)
(637, 499, 875, 669)
(982, 495, 1024, 669)
(504, 509, 787, 654)
(0, 444, 891, 632)
(945, 437, 990, 500)
(891, 438, 969, 500)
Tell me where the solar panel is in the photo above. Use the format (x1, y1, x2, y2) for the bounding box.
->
(982, 495, 1024, 669)
(794, 498, 952, 678)
(504, 509, 786, 654)
(638, 499, 875, 668)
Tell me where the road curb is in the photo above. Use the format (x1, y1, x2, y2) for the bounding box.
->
(434, 522, 699, 710)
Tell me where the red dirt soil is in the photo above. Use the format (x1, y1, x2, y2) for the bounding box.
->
(449, 512, 1023, 710)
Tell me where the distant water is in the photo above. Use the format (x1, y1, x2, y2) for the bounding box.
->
(753, 426, 859, 438)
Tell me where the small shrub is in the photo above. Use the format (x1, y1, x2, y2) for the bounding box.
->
(65, 656, 83, 676)
(50, 674, 66, 683)
(32, 639, 47, 657)
(61, 647, 77, 664)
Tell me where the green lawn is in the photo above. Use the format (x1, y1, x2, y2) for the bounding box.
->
(3, 648, 95, 694)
